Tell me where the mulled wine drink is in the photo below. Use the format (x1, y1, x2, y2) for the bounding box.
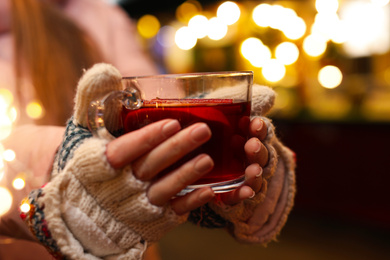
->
(121, 99, 251, 187)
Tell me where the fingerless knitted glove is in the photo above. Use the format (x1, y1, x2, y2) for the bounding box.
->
(22, 63, 187, 260)
(189, 84, 296, 245)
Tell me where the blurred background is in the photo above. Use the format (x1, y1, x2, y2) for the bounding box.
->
(1, 0, 390, 259)
(117, 0, 390, 259)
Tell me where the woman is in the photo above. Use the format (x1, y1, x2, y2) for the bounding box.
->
(0, 0, 296, 259)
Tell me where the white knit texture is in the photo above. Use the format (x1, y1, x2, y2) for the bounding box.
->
(73, 63, 123, 132)
(40, 63, 188, 260)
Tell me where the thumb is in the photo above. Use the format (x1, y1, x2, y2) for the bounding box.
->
(251, 84, 275, 116)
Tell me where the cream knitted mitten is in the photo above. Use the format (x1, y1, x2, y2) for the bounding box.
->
(22, 63, 187, 260)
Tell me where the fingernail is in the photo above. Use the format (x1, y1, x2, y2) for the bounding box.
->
(249, 190, 256, 199)
(254, 118, 263, 132)
(191, 124, 211, 143)
(194, 155, 214, 173)
(256, 166, 263, 178)
(253, 139, 261, 153)
(162, 120, 181, 136)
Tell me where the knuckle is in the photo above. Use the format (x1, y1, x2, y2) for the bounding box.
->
(175, 167, 192, 187)
(167, 135, 185, 156)
(132, 159, 150, 180)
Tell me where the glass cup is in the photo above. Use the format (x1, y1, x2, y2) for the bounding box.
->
(88, 71, 253, 195)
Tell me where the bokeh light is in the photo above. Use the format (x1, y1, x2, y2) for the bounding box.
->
(253, 4, 306, 40)
(20, 202, 30, 213)
(217, 1, 241, 25)
(8, 106, 18, 122)
(312, 13, 342, 42)
(315, 0, 339, 14)
(0, 114, 12, 141)
(12, 178, 26, 190)
(283, 17, 307, 40)
(207, 17, 228, 41)
(240, 37, 271, 68)
(318, 65, 343, 89)
(175, 26, 197, 50)
(262, 59, 286, 82)
(0, 187, 12, 216)
(303, 34, 328, 57)
(157, 25, 176, 47)
(275, 42, 300, 65)
(0, 145, 4, 182)
(371, 0, 390, 6)
(252, 4, 273, 28)
(0, 89, 13, 106)
(340, 1, 390, 57)
(26, 101, 44, 119)
(176, 0, 202, 24)
(188, 15, 209, 39)
(137, 14, 161, 39)
(3, 149, 16, 162)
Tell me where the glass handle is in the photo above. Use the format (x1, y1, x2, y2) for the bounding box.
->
(87, 85, 143, 138)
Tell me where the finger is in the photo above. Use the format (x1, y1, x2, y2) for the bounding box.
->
(249, 117, 267, 141)
(133, 123, 211, 180)
(106, 119, 181, 168)
(216, 164, 262, 205)
(170, 187, 215, 215)
(242, 163, 263, 194)
(217, 185, 254, 206)
(148, 154, 214, 206)
(245, 137, 269, 167)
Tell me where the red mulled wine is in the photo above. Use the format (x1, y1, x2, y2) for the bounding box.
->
(121, 99, 251, 185)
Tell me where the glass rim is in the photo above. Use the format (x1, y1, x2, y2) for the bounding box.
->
(122, 71, 253, 80)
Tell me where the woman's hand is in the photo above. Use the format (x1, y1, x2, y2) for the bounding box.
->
(217, 117, 268, 205)
(105, 119, 216, 215)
